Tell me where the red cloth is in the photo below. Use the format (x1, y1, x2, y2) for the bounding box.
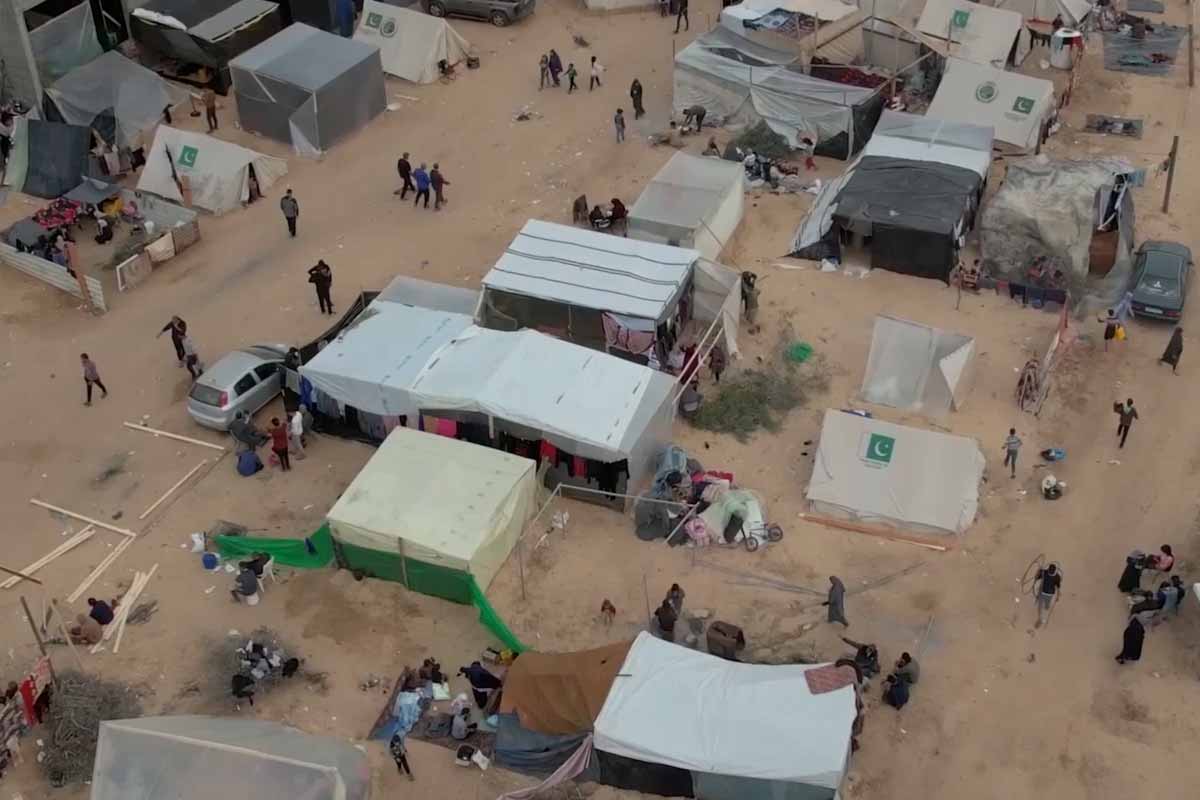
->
(434, 418, 458, 438)
(573, 456, 586, 477)
(804, 664, 857, 695)
(270, 426, 289, 451)
(539, 441, 557, 462)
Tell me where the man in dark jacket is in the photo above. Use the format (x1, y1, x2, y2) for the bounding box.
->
(431, 164, 450, 210)
(395, 152, 415, 198)
(280, 189, 299, 237)
(307, 260, 334, 314)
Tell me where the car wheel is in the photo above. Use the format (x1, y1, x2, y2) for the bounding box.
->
(490, 10, 509, 25)
(428, 1, 446, 16)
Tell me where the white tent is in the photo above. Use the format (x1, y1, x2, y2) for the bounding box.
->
(43, 51, 189, 150)
(594, 632, 855, 796)
(917, 0, 1030, 67)
(628, 152, 745, 261)
(994, 0, 1093, 27)
(137, 126, 289, 214)
(327, 426, 536, 594)
(355, 2, 470, 84)
(861, 315, 976, 414)
(926, 58, 1054, 152)
(806, 409, 985, 536)
(91, 716, 369, 800)
(861, 109, 994, 178)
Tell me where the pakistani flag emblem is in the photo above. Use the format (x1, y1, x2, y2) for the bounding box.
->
(1012, 96, 1035, 114)
(864, 433, 895, 466)
(365, 11, 383, 28)
(178, 145, 198, 168)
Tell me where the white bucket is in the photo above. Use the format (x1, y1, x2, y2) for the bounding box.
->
(1050, 29, 1082, 69)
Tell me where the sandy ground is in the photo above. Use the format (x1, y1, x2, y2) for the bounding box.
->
(2, 0, 1200, 798)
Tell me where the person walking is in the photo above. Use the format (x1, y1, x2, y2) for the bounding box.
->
(394, 152, 415, 198)
(1002, 427, 1021, 478)
(202, 88, 219, 132)
(269, 417, 291, 471)
(589, 56, 604, 91)
(389, 732, 415, 781)
(157, 316, 188, 366)
(280, 189, 299, 237)
(1033, 562, 1061, 628)
(654, 598, 678, 642)
(614, 108, 626, 143)
(709, 342, 726, 383)
(80, 353, 108, 406)
(630, 79, 645, 119)
(674, 0, 689, 33)
(1115, 616, 1145, 665)
(1160, 327, 1183, 373)
(1115, 397, 1138, 448)
(548, 49, 563, 86)
(181, 335, 202, 379)
(430, 163, 449, 210)
(307, 260, 334, 314)
(566, 62, 578, 93)
(823, 575, 848, 627)
(539, 54, 550, 89)
(412, 163, 431, 209)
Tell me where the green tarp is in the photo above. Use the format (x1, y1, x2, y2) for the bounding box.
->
(215, 524, 334, 569)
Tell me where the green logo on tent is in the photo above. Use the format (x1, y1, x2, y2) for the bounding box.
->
(864, 433, 895, 466)
(381, 17, 397, 36)
(365, 11, 382, 28)
(178, 145, 198, 168)
(975, 81, 997, 103)
(951, 9, 970, 27)
(1012, 96, 1035, 114)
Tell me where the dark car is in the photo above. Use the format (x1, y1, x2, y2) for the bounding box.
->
(1129, 240, 1193, 320)
(426, 0, 533, 26)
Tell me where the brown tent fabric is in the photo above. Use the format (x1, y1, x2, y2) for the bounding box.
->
(499, 640, 634, 735)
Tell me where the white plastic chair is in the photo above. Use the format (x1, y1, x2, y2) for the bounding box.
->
(257, 557, 277, 594)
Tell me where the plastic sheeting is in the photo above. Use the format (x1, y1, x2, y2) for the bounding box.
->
(863, 110, 994, 178)
(28, 2, 104, 87)
(673, 27, 878, 158)
(215, 522, 335, 568)
(861, 315, 975, 415)
(22, 120, 91, 199)
(1102, 25, 1186, 76)
(137, 126, 289, 213)
(628, 152, 745, 261)
(995, 0, 1093, 26)
(376, 274, 480, 315)
(495, 715, 590, 775)
(91, 716, 370, 800)
(806, 408, 984, 536)
(593, 633, 855, 792)
(43, 51, 189, 149)
(356, 2, 470, 84)
(230, 22, 386, 155)
(917, 0, 1027, 68)
(499, 642, 633, 734)
(926, 58, 1054, 152)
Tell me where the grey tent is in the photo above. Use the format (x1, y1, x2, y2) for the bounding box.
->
(230, 23, 386, 155)
(43, 51, 190, 150)
(91, 716, 369, 800)
(861, 315, 976, 415)
(22, 120, 92, 199)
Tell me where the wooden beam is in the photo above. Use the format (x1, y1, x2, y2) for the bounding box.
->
(50, 599, 86, 671)
(0, 526, 96, 590)
(29, 500, 138, 539)
(19, 596, 56, 687)
(798, 512, 950, 552)
(139, 460, 208, 520)
(67, 538, 135, 604)
(123, 421, 226, 452)
(0, 563, 43, 586)
(113, 564, 157, 654)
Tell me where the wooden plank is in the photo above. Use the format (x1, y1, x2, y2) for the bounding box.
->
(67, 538, 134, 604)
(19, 596, 57, 687)
(0, 563, 43, 585)
(113, 564, 157, 654)
(0, 526, 96, 590)
(29, 500, 138, 539)
(139, 460, 208, 520)
(798, 512, 950, 552)
(50, 599, 86, 670)
(123, 421, 226, 452)
(94, 569, 150, 652)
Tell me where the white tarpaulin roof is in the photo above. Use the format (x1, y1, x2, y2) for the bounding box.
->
(994, 0, 1092, 26)
(744, 0, 858, 18)
(326, 427, 536, 586)
(356, 2, 470, 84)
(136, 126, 289, 214)
(628, 152, 745, 261)
(926, 58, 1053, 152)
(594, 632, 855, 790)
(482, 220, 698, 323)
(91, 716, 369, 800)
(917, 0, 1024, 67)
(43, 51, 189, 150)
(861, 315, 976, 415)
(862, 109, 994, 178)
(806, 409, 984, 535)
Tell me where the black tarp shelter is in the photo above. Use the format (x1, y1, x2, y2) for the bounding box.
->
(23, 120, 92, 199)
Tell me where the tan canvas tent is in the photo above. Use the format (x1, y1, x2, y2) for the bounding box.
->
(926, 58, 1054, 152)
(861, 315, 975, 415)
(499, 641, 634, 734)
(917, 0, 1030, 67)
(355, 2, 469, 84)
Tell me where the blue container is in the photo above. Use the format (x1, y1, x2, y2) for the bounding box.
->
(201, 553, 220, 571)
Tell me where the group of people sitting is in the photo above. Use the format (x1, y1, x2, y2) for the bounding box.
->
(1120, 545, 1185, 627)
(229, 552, 272, 604)
(839, 636, 921, 710)
(586, 198, 628, 235)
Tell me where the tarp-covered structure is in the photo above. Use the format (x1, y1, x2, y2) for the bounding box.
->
(138, 126, 289, 214)
(718, 0, 867, 67)
(980, 156, 1135, 308)
(861, 315, 975, 415)
(500, 641, 633, 735)
(790, 110, 992, 281)
(807, 409, 984, 536)
(995, 0, 1093, 27)
(927, 58, 1055, 152)
(230, 23, 386, 155)
(479, 220, 741, 361)
(674, 26, 884, 159)
(591, 632, 856, 799)
(131, 0, 286, 91)
(91, 716, 369, 800)
(21, 120, 92, 199)
(43, 51, 190, 150)
(917, 0, 1030, 67)
(628, 152, 745, 261)
(356, 2, 470, 83)
(326, 426, 536, 601)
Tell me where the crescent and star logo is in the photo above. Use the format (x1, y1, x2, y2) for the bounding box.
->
(863, 433, 896, 466)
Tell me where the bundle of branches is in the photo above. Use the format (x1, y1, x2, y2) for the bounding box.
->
(723, 121, 792, 162)
(41, 671, 143, 787)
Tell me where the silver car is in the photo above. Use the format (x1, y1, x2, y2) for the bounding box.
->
(187, 345, 291, 430)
